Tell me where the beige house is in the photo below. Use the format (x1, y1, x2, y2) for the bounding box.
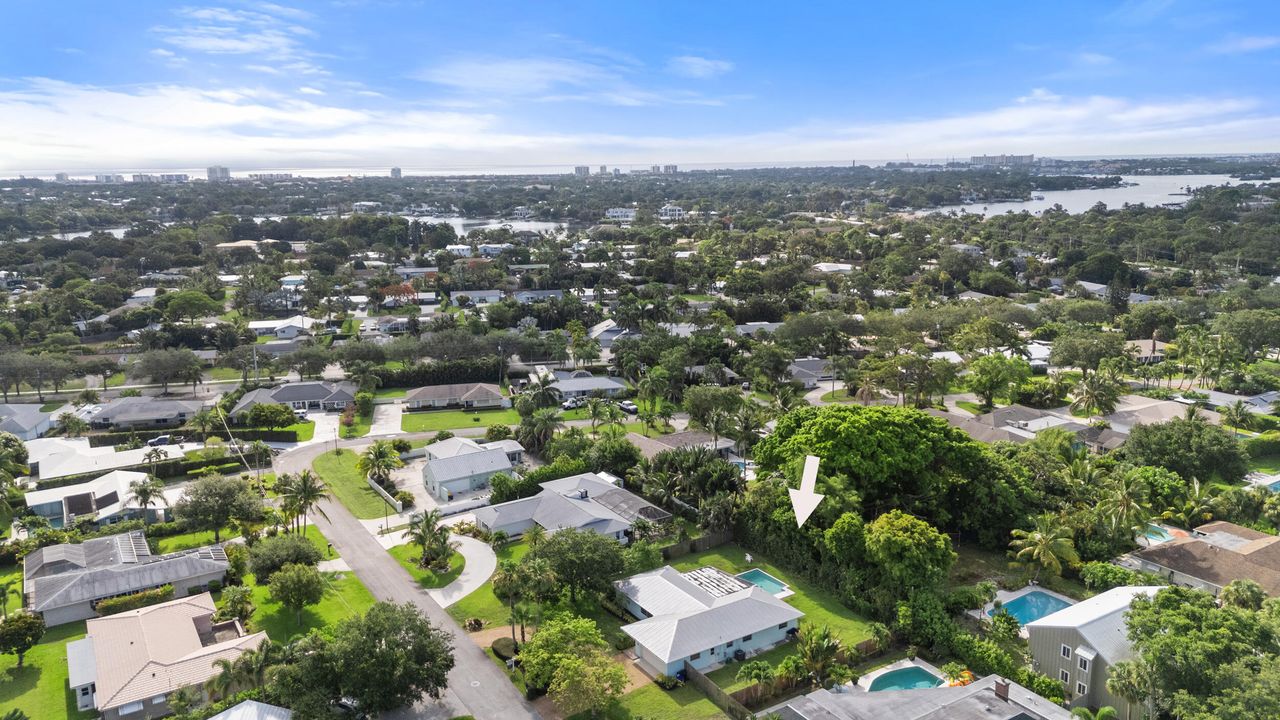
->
(404, 382, 508, 410)
(67, 593, 266, 720)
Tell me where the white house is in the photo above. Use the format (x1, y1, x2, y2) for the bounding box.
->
(452, 289, 503, 306)
(658, 204, 685, 221)
(812, 262, 854, 274)
(605, 208, 637, 222)
(549, 370, 628, 398)
(421, 436, 524, 502)
(0, 403, 56, 440)
(25, 470, 177, 528)
(473, 472, 670, 542)
(616, 565, 803, 677)
(246, 314, 317, 338)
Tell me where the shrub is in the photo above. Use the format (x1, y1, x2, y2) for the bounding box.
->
(610, 630, 636, 651)
(1079, 561, 1161, 591)
(248, 533, 322, 583)
(465, 618, 483, 631)
(395, 490, 415, 507)
(391, 438, 412, 454)
(433, 430, 455, 442)
(485, 424, 513, 441)
(1246, 432, 1280, 459)
(97, 585, 175, 615)
(655, 674, 683, 690)
(492, 636, 517, 660)
(355, 392, 374, 416)
(207, 579, 222, 593)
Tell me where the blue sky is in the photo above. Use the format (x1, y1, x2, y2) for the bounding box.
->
(1, 0, 1278, 174)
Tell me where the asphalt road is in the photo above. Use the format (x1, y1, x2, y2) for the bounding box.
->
(275, 438, 541, 720)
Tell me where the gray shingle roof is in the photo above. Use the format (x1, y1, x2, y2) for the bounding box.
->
(776, 674, 1072, 720)
(426, 448, 512, 483)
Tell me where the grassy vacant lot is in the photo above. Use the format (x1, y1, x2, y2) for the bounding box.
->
(0, 620, 96, 720)
(401, 406, 590, 432)
(388, 543, 466, 589)
(671, 543, 873, 647)
(312, 449, 394, 519)
(244, 568, 376, 642)
(950, 543, 1090, 601)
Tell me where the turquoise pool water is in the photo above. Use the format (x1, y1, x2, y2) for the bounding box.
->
(1144, 524, 1173, 543)
(868, 666, 943, 691)
(991, 590, 1073, 625)
(1269, 480, 1280, 493)
(738, 568, 788, 594)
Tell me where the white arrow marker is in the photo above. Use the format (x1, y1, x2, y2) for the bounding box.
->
(788, 454, 825, 527)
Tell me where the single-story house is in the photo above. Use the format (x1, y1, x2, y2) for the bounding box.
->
(382, 291, 438, 309)
(246, 314, 317, 338)
(67, 592, 266, 719)
(0, 402, 57, 440)
(25, 531, 228, 626)
(734, 321, 783, 336)
(473, 472, 670, 541)
(787, 357, 833, 389)
(452, 289, 503, 306)
(616, 565, 804, 677)
(421, 436, 524, 502)
(924, 409, 1029, 444)
(393, 265, 439, 280)
(230, 381, 356, 417)
(1124, 520, 1280, 596)
(549, 371, 628, 399)
(1127, 338, 1168, 364)
(90, 397, 206, 430)
(626, 430, 736, 461)
(775, 674, 1072, 720)
(684, 365, 740, 386)
(25, 470, 176, 528)
(1103, 398, 1220, 434)
(588, 319, 634, 349)
(404, 382, 509, 410)
(512, 289, 565, 304)
(811, 262, 854, 274)
(209, 700, 293, 720)
(1027, 586, 1162, 716)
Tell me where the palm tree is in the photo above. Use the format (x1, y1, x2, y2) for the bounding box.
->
(188, 408, 217, 435)
(233, 638, 281, 690)
(522, 378, 559, 410)
(736, 660, 775, 704)
(248, 439, 272, 486)
(1220, 400, 1254, 431)
(585, 398, 607, 438)
(1162, 477, 1214, 529)
(205, 657, 244, 700)
(1009, 514, 1079, 581)
(1071, 373, 1122, 417)
(642, 470, 680, 507)
(0, 578, 16, 619)
(406, 509, 456, 568)
(733, 403, 765, 457)
(1101, 468, 1152, 535)
(127, 475, 169, 526)
(278, 469, 330, 532)
(356, 440, 404, 486)
(55, 412, 89, 437)
(524, 523, 546, 551)
(345, 360, 383, 393)
(705, 407, 732, 453)
(796, 624, 844, 687)
(517, 407, 564, 452)
(1106, 660, 1157, 720)
(142, 446, 169, 470)
(774, 384, 804, 415)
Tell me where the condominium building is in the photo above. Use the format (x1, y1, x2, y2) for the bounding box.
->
(207, 166, 231, 182)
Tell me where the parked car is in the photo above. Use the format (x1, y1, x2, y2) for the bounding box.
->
(147, 435, 171, 447)
(293, 408, 308, 420)
(618, 400, 639, 414)
(561, 396, 586, 410)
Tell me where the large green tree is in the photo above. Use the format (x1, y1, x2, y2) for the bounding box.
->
(173, 475, 264, 542)
(529, 528, 624, 602)
(864, 510, 956, 593)
(1118, 415, 1250, 483)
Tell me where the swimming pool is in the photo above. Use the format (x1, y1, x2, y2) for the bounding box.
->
(1144, 524, 1173, 543)
(867, 666, 943, 692)
(738, 568, 789, 595)
(990, 590, 1073, 625)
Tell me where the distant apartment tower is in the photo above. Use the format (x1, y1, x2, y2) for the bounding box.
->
(391, 167, 402, 179)
(574, 166, 591, 177)
(650, 165, 661, 173)
(599, 165, 608, 175)
(54, 172, 69, 182)
(94, 174, 123, 183)
(132, 174, 159, 183)
(159, 174, 189, 182)
(970, 154, 1035, 167)
(207, 165, 231, 182)
(248, 173, 293, 181)
(663, 164, 678, 174)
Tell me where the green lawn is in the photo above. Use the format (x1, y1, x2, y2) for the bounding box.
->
(705, 641, 801, 691)
(243, 568, 377, 642)
(341, 412, 373, 439)
(155, 527, 223, 553)
(311, 450, 395, 519)
(955, 400, 985, 415)
(819, 388, 855, 403)
(671, 543, 873, 647)
(373, 387, 409, 399)
(623, 421, 676, 437)
(40, 401, 66, 413)
(447, 541, 531, 626)
(589, 684, 725, 720)
(388, 543, 466, 589)
(1250, 454, 1280, 475)
(401, 407, 588, 432)
(0, 620, 96, 720)
(206, 366, 243, 381)
(284, 420, 316, 442)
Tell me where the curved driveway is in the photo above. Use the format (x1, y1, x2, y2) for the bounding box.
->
(274, 434, 540, 720)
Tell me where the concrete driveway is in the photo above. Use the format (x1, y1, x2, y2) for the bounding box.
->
(370, 402, 403, 436)
(304, 411, 340, 447)
(427, 535, 499, 608)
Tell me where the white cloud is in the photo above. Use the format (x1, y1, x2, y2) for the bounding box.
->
(151, 48, 176, 58)
(414, 57, 614, 95)
(667, 55, 733, 79)
(1207, 35, 1280, 54)
(152, 4, 322, 73)
(1077, 52, 1114, 66)
(0, 79, 1276, 174)
(298, 86, 325, 95)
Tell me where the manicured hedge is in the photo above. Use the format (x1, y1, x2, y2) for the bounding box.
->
(1246, 432, 1280, 459)
(374, 356, 503, 388)
(96, 584, 175, 615)
(88, 428, 299, 447)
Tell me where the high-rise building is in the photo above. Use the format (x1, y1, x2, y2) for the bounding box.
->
(207, 165, 231, 182)
(132, 174, 159, 183)
(650, 165, 661, 173)
(574, 166, 590, 177)
(599, 165, 608, 175)
(663, 165, 678, 174)
(54, 173, 69, 182)
(248, 173, 293, 181)
(391, 167, 402, 179)
(969, 154, 1035, 167)
(94, 174, 123, 183)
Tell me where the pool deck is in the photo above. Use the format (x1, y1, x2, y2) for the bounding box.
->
(856, 658, 944, 692)
(1135, 523, 1188, 548)
(736, 568, 795, 599)
(970, 585, 1077, 637)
